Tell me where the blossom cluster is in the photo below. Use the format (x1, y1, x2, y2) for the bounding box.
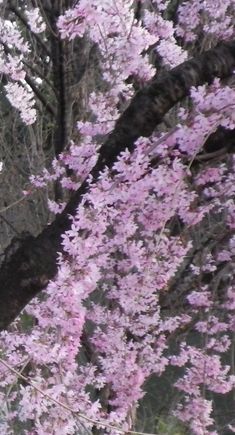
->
(177, 0, 235, 42)
(0, 6, 46, 124)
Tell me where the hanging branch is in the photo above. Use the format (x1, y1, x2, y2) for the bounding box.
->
(8, 1, 51, 58)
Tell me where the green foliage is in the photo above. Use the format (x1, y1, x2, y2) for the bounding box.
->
(156, 416, 188, 435)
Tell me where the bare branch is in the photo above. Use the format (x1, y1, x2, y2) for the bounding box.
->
(24, 73, 56, 116)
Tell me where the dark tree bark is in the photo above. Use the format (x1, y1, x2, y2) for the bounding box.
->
(1, 40, 235, 330)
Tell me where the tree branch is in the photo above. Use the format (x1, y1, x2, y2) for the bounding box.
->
(1, 40, 235, 330)
(24, 73, 56, 116)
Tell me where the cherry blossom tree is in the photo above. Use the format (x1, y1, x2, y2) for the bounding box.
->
(0, 1, 235, 434)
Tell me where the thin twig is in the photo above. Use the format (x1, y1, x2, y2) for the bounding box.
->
(0, 196, 28, 214)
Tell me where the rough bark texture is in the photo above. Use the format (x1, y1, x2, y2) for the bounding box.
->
(1, 40, 235, 330)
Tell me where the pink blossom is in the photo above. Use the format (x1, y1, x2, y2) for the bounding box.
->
(25, 8, 46, 34)
(187, 290, 212, 308)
